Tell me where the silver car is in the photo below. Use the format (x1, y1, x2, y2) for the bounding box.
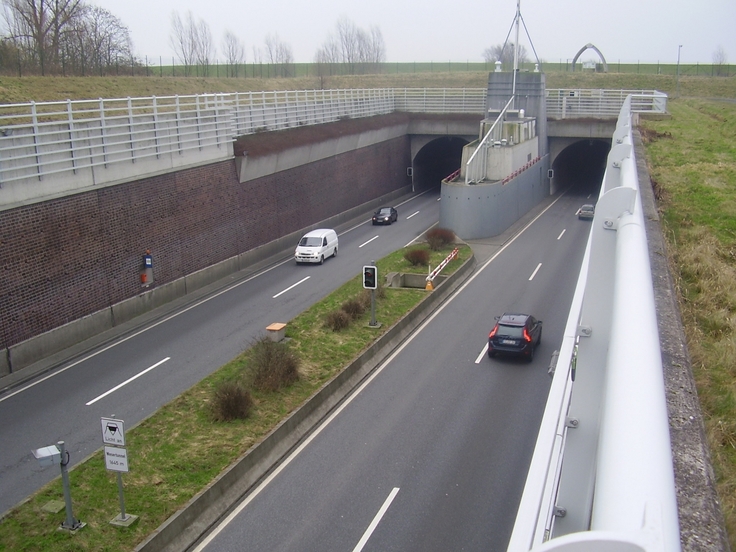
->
(578, 204, 595, 220)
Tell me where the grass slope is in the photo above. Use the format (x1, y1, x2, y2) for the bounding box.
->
(0, 72, 734, 103)
(641, 98, 736, 548)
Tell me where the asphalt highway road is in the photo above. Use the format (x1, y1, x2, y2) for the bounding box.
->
(0, 191, 442, 515)
(194, 189, 593, 552)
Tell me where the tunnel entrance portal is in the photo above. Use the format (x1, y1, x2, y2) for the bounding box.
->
(552, 139, 610, 196)
(412, 136, 468, 191)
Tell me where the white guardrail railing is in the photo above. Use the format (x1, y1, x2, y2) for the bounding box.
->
(507, 95, 679, 552)
(0, 88, 665, 202)
(545, 89, 668, 119)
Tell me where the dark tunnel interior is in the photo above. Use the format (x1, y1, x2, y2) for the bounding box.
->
(411, 137, 610, 198)
(412, 136, 468, 191)
(552, 139, 611, 196)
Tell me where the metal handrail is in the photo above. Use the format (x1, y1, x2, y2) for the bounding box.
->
(507, 96, 679, 551)
(0, 88, 666, 206)
(545, 89, 667, 119)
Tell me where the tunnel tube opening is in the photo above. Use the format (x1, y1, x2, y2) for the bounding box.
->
(413, 136, 468, 191)
(552, 139, 610, 196)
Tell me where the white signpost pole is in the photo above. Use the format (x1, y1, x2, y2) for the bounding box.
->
(101, 418, 138, 527)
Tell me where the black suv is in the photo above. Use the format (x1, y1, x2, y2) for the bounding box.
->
(488, 313, 542, 362)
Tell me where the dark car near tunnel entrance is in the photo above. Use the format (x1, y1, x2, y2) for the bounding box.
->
(372, 207, 398, 225)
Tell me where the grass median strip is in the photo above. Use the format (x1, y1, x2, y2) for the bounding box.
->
(0, 243, 470, 552)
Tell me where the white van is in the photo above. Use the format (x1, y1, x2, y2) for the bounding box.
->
(294, 228, 338, 264)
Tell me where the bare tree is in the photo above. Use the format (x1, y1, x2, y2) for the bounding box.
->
(336, 16, 359, 66)
(315, 39, 340, 64)
(264, 32, 293, 76)
(358, 25, 385, 64)
(2, 0, 84, 75)
(316, 17, 386, 74)
(482, 42, 528, 68)
(194, 17, 214, 76)
(70, 5, 132, 75)
(170, 11, 195, 75)
(713, 45, 728, 76)
(222, 29, 245, 77)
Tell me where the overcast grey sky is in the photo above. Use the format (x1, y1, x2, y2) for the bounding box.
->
(93, 0, 734, 66)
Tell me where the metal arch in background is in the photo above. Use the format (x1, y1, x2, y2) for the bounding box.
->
(571, 43, 609, 72)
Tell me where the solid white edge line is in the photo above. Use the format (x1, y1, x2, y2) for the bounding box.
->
(86, 357, 170, 406)
(272, 276, 310, 299)
(193, 193, 567, 550)
(475, 343, 489, 364)
(359, 236, 380, 248)
(352, 487, 401, 552)
(557, 229, 566, 240)
(529, 263, 542, 281)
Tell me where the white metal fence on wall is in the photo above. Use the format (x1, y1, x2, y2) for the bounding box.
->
(0, 88, 666, 208)
(545, 89, 667, 119)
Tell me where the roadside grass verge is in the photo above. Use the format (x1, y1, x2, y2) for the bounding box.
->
(641, 98, 736, 548)
(0, 243, 470, 552)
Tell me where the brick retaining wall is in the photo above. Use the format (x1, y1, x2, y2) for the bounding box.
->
(0, 135, 411, 350)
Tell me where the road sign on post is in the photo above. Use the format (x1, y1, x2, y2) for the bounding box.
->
(101, 418, 125, 446)
(104, 446, 130, 473)
(100, 417, 138, 527)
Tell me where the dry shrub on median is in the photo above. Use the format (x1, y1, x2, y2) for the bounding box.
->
(426, 227, 455, 251)
(359, 286, 385, 309)
(210, 382, 253, 421)
(325, 309, 351, 332)
(404, 248, 430, 266)
(341, 298, 365, 320)
(249, 337, 300, 392)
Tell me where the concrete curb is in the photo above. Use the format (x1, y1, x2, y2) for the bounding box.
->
(134, 253, 476, 552)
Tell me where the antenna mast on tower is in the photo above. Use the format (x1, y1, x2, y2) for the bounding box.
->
(499, 0, 541, 106)
(512, 0, 521, 104)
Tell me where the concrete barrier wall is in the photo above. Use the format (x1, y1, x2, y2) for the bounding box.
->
(440, 155, 550, 240)
(0, 110, 233, 210)
(236, 124, 408, 183)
